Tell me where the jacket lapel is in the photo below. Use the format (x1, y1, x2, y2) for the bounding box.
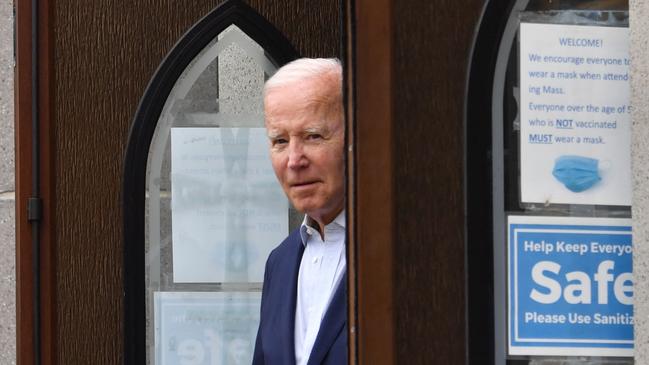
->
(279, 232, 305, 365)
(306, 272, 347, 365)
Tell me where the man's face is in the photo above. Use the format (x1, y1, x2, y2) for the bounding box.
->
(265, 76, 344, 225)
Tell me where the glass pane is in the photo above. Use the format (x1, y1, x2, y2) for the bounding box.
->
(495, 1, 632, 364)
(144, 25, 301, 365)
(525, 0, 628, 11)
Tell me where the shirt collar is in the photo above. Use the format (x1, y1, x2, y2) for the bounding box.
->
(299, 210, 346, 246)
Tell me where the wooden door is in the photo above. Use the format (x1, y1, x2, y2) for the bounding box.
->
(17, 0, 491, 363)
(349, 0, 485, 363)
(15, 1, 340, 364)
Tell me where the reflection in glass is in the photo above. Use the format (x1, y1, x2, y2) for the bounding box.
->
(144, 25, 297, 364)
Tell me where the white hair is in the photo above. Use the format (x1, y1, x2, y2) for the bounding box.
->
(264, 58, 342, 96)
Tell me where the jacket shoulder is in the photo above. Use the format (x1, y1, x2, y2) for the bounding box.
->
(266, 227, 302, 266)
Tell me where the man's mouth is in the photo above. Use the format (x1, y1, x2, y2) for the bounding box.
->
(290, 181, 319, 188)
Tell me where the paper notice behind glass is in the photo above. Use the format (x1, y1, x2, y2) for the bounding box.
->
(519, 23, 631, 206)
(171, 128, 288, 283)
(154, 292, 260, 365)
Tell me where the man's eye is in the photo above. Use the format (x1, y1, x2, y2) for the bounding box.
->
(307, 134, 323, 140)
(273, 138, 288, 146)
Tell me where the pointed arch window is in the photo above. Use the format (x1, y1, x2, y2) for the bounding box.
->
(123, 1, 298, 363)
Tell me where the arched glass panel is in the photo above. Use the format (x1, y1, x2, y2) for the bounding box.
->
(122, 2, 299, 363)
(144, 24, 300, 364)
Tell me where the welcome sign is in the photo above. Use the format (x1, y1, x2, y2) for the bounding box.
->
(519, 23, 631, 206)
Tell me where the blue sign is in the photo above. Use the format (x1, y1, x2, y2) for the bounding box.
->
(508, 216, 633, 357)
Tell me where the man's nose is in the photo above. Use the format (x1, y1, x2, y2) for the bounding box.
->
(287, 140, 307, 169)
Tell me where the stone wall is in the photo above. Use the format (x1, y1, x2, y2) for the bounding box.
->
(0, 0, 15, 363)
(631, 1, 649, 363)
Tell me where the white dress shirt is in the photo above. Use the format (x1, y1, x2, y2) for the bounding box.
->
(294, 210, 346, 365)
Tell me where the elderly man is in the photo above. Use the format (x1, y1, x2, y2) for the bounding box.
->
(253, 58, 347, 365)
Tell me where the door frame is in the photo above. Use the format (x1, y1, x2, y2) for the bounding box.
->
(15, 0, 57, 364)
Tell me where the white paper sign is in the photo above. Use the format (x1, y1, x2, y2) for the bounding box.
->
(171, 128, 288, 283)
(519, 23, 631, 206)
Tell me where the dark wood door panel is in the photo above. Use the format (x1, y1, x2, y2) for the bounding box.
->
(44, 1, 340, 363)
(352, 0, 484, 363)
(392, 1, 483, 363)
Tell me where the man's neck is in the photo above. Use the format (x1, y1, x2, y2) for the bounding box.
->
(306, 208, 344, 240)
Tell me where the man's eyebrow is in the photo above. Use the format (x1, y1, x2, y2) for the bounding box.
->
(304, 126, 329, 135)
(266, 130, 282, 139)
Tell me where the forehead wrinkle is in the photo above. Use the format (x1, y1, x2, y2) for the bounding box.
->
(264, 92, 313, 123)
(264, 77, 343, 136)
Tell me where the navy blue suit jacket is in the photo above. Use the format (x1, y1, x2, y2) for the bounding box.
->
(252, 228, 347, 365)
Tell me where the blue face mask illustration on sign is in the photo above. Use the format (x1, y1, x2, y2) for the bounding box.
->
(552, 155, 602, 193)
